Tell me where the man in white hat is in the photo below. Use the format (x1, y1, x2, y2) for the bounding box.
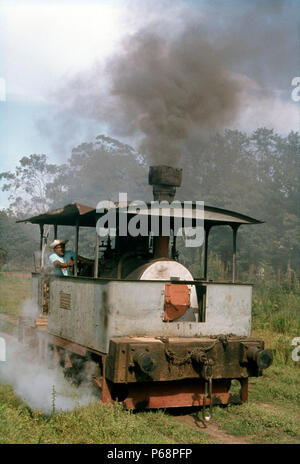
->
(49, 239, 75, 276)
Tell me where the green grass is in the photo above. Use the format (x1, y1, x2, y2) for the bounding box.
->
(252, 278, 300, 337)
(0, 273, 31, 317)
(205, 361, 300, 444)
(207, 278, 300, 444)
(0, 385, 213, 444)
(211, 402, 300, 444)
(248, 364, 300, 408)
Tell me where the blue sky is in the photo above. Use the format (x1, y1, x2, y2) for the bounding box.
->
(0, 0, 299, 207)
(0, 100, 53, 171)
(1, 0, 126, 207)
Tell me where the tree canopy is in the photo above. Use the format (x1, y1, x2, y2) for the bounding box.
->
(0, 130, 299, 276)
(0, 154, 61, 217)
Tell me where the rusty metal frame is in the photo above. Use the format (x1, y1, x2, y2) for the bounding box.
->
(25, 325, 253, 411)
(120, 378, 247, 410)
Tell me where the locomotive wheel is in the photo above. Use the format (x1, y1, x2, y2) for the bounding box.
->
(63, 352, 101, 396)
(63, 352, 86, 386)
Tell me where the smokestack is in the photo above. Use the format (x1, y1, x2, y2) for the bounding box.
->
(149, 165, 182, 202)
(149, 165, 182, 259)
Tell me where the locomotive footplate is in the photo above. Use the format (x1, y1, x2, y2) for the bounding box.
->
(105, 335, 273, 383)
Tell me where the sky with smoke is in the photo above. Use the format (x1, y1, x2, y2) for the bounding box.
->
(0, 0, 299, 172)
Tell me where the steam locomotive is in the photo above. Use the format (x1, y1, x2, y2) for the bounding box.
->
(18, 165, 272, 418)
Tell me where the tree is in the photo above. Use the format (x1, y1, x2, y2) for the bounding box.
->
(181, 128, 300, 278)
(1, 130, 299, 276)
(0, 210, 39, 270)
(47, 135, 148, 208)
(0, 154, 62, 217)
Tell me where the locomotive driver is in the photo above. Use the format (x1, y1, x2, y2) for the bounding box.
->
(49, 239, 75, 276)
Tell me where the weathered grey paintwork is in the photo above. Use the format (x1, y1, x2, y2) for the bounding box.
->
(48, 276, 252, 353)
(205, 284, 252, 337)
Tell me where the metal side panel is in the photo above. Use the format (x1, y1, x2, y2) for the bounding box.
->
(48, 279, 252, 354)
(109, 281, 166, 338)
(48, 278, 111, 353)
(108, 282, 252, 338)
(204, 284, 252, 337)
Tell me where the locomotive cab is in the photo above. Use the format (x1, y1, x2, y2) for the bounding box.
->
(18, 165, 273, 414)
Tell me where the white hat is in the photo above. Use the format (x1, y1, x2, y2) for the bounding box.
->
(49, 239, 69, 249)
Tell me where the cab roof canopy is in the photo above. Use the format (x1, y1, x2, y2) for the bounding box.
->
(17, 203, 96, 227)
(17, 202, 263, 228)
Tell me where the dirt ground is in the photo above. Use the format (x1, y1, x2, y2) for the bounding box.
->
(173, 414, 250, 444)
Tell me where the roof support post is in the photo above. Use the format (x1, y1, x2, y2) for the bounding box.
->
(39, 224, 44, 269)
(232, 224, 240, 283)
(203, 225, 212, 280)
(74, 220, 79, 277)
(39, 224, 44, 252)
(94, 232, 99, 278)
(53, 224, 57, 240)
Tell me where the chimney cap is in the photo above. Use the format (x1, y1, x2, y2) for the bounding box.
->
(149, 165, 182, 187)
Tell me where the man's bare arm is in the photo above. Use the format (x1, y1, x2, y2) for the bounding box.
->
(53, 260, 68, 270)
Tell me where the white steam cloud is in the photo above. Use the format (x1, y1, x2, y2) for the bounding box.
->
(0, 300, 99, 414)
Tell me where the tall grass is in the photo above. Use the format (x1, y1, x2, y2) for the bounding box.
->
(253, 277, 300, 331)
(0, 385, 213, 444)
(251, 275, 300, 367)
